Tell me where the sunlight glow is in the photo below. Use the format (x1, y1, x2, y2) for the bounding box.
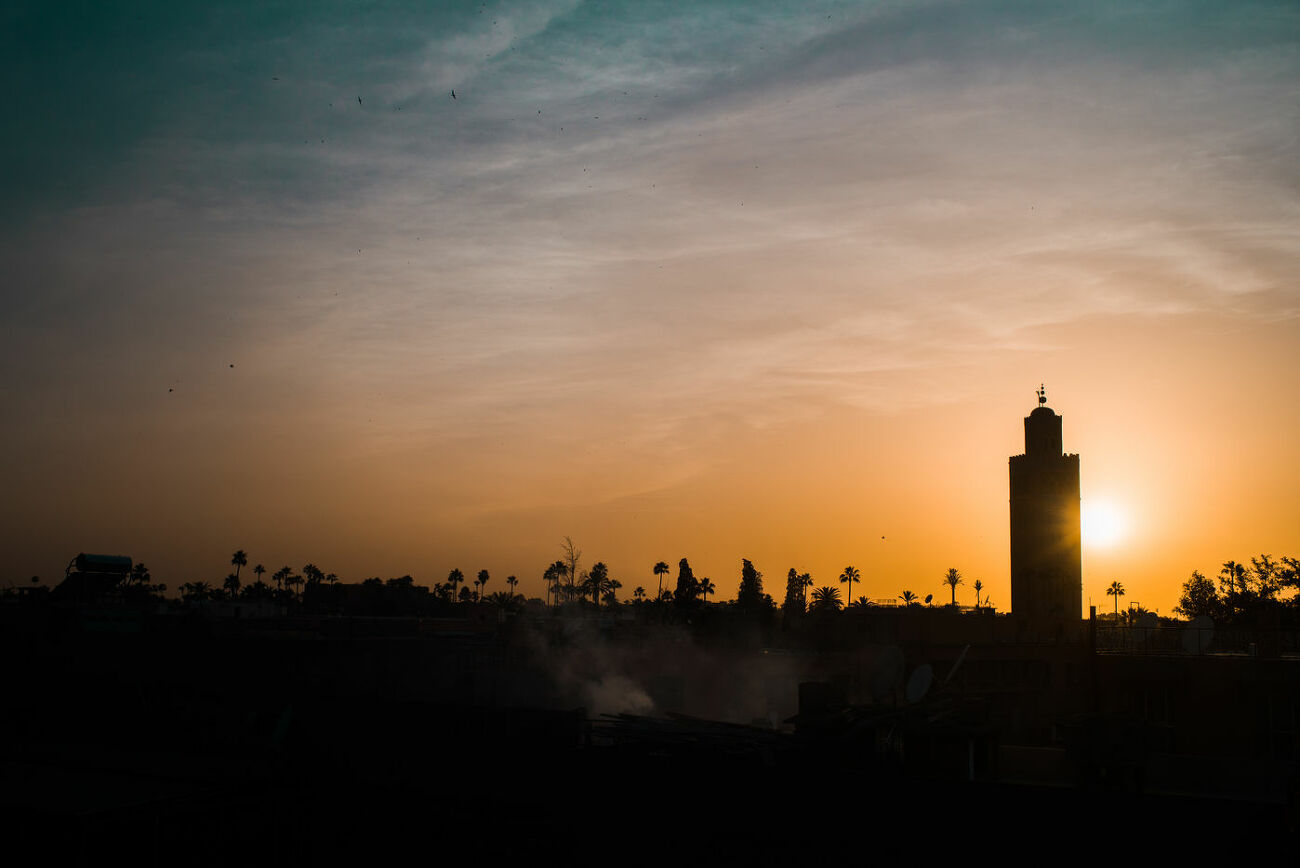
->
(1082, 499, 1128, 548)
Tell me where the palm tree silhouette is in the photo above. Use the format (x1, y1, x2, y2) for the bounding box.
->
(899, 590, 919, 606)
(478, 569, 490, 601)
(223, 573, 240, 599)
(698, 577, 716, 603)
(943, 568, 963, 606)
(253, 564, 266, 586)
(584, 563, 612, 607)
(654, 561, 670, 599)
(633, 586, 645, 602)
(231, 550, 247, 582)
(1106, 580, 1125, 615)
(839, 566, 860, 603)
(448, 569, 464, 602)
(972, 579, 984, 607)
(810, 586, 842, 612)
(506, 575, 518, 598)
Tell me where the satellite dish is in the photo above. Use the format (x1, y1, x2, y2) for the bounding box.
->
(869, 645, 905, 702)
(905, 664, 933, 704)
(1181, 615, 1214, 654)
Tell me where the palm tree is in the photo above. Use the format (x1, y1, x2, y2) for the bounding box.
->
(477, 569, 490, 601)
(809, 586, 843, 613)
(698, 577, 716, 603)
(839, 566, 860, 603)
(849, 595, 871, 609)
(800, 572, 813, 608)
(448, 569, 464, 602)
(654, 561, 670, 599)
(1106, 580, 1125, 615)
(972, 579, 984, 607)
(130, 562, 151, 586)
(273, 566, 291, 593)
(223, 572, 241, 599)
(231, 550, 247, 581)
(183, 581, 213, 602)
(633, 586, 646, 602)
(253, 564, 266, 586)
(1219, 561, 1248, 615)
(506, 575, 518, 598)
(943, 568, 963, 606)
(899, 590, 919, 606)
(603, 579, 622, 607)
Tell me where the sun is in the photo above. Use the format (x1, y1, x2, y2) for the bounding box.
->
(1081, 498, 1128, 548)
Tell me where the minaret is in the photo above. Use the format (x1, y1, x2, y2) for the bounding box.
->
(1009, 386, 1082, 638)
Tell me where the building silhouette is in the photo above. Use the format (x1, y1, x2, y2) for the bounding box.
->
(1009, 386, 1082, 637)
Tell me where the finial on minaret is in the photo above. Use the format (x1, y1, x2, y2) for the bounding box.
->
(1037, 384, 1046, 406)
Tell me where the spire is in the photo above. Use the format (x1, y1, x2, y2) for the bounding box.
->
(1037, 383, 1046, 406)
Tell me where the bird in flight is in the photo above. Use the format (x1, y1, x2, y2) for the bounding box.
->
(357, 96, 362, 105)
(451, 89, 457, 100)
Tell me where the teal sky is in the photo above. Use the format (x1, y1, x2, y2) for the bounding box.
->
(3, 1, 1298, 612)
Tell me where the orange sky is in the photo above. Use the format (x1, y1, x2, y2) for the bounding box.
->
(3, 2, 1298, 615)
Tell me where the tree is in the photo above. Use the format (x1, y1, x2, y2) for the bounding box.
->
(654, 561, 670, 599)
(478, 569, 490, 601)
(602, 579, 622, 607)
(1106, 580, 1125, 616)
(543, 561, 565, 607)
(943, 568, 963, 606)
(698, 577, 716, 603)
(675, 558, 699, 605)
(1250, 555, 1280, 600)
(181, 581, 213, 602)
(253, 564, 266, 586)
(130, 562, 151, 586)
(899, 590, 919, 606)
(223, 573, 241, 599)
(561, 537, 582, 596)
(273, 566, 291, 593)
(633, 586, 646, 603)
(506, 575, 519, 597)
(738, 558, 764, 613)
(1174, 570, 1219, 620)
(486, 590, 522, 612)
(839, 566, 860, 603)
(809, 586, 842, 613)
(972, 579, 984, 608)
(448, 569, 464, 602)
(736, 559, 764, 611)
(849, 596, 871, 609)
(584, 562, 612, 607)
(1219, 560, 1247, 610)
(231, 550, 247, 581)
(782, 568, 805, 616)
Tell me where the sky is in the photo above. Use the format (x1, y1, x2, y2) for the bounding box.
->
(3, 0, 1298, 615)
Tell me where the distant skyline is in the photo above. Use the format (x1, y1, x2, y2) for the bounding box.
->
(3, 1, 1298, 615)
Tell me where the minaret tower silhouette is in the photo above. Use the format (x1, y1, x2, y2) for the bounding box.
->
(1009, 385, 1082, 637)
